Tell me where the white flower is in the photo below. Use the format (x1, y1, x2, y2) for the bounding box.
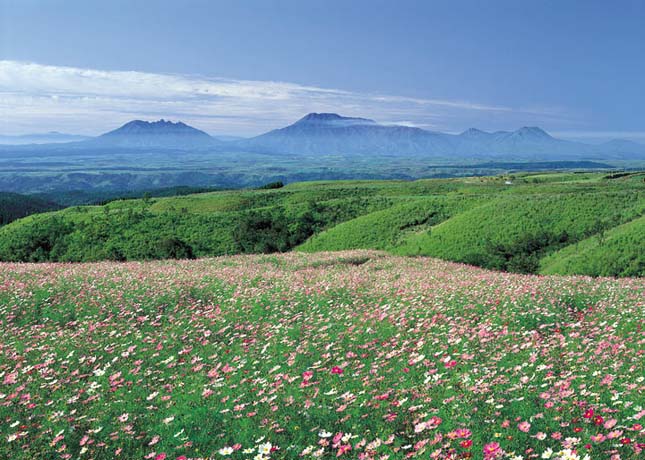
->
(218, 446, 233, 455)
(556, 449, 580, 460)
(7, 434, 18, 442)
(541, 448, 553, 459)
(258, 442, 272, 454)
(318, 430, 332, 438)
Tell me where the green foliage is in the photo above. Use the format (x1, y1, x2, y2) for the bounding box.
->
(0, 192, 59, 226)
(393, 191, 644, 275)
(257, 180, 285, 190)
(298, 196, 479, 251)
(541, 214, 645, 277)
(0, 172, 643, 276)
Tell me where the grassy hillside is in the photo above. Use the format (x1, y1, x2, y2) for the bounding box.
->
(298, 195, 482, 251)
(0, 252, 643, 459)
(391, 191, 643, 272)
(540, 214, 645, 277)
(0, 172, 643, 276)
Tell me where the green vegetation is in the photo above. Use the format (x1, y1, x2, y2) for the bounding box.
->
(2, 252, 644, 458)
(0, 192, 60, 226)
(540, 214, 645, 277)
(0, 172, 643, 276)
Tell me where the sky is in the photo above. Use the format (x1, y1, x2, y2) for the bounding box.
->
(0, 0, 644, 141)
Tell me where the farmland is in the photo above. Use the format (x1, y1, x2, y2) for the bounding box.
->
(0, 251, 644, 459)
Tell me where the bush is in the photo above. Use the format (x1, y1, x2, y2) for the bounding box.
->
(157, 237, 195, 259)
(257, 181, 284, 190)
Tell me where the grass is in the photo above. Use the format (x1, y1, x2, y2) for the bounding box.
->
(0, 172, 643, 276)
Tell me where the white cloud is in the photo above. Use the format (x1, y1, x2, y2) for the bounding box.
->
(0, 60, 566, 136)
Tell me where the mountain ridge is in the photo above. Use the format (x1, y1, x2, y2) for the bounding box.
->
(2, 114, 644, 159)
(236, 113, 645, 159)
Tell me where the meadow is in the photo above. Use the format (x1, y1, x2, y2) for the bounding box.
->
(0, 251, 643, 459)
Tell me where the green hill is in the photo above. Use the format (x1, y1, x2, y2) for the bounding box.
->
(391, 191, 643, 272)
(0, 172, 643, 276)
(540, 214, 645, 277)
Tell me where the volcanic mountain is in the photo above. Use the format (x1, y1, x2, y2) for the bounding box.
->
(237, 113, 455, 156)
(89, 119, 221, 149)
(236, 114, 645, 159)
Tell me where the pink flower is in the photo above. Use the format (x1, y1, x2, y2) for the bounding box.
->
(155, 454, 167, 460)
(483, 442, 502, 458)
(3, 372, 17, 385)
(518, 421, 531, 433)
(337, 444, 351, 456)
(590, 433, 606, 443)
(604, 418, 617, 429)
(444, 360, 457, 368)
(331, 366, 344, 375)
(222, 363, 235, 373)
(427, 416, 442, 428)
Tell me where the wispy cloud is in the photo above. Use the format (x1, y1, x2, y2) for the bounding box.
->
(0, 60, 567, 135)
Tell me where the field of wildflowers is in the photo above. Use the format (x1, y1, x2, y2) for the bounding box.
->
(0, 251, 643, 459)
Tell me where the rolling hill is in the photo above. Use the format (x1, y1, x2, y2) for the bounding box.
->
(0, 172, 642, 276)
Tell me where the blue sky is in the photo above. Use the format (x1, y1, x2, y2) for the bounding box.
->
(1, 0, 644, 140)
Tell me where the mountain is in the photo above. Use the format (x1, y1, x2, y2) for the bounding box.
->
(2, 115, 644, 160)
(237, 113, 454, 156)
(236, 114, 645, 160)
(0, 132, 91, 145)
(88, 119, 221, 149)
(450, 126, 596, 159)
(594, 139, 645, 158)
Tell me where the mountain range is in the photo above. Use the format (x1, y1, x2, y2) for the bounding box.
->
(2, 114, 645, 160)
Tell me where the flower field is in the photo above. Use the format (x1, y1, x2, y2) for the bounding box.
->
(0, 251, 643, 459)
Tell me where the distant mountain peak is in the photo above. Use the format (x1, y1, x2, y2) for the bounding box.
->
(94, 119, 219, 149)
(460, 128, 489, 137)
(515, 126, 552, 138)
(108, 119, 200, 135)
(295, 113, 377, 126)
